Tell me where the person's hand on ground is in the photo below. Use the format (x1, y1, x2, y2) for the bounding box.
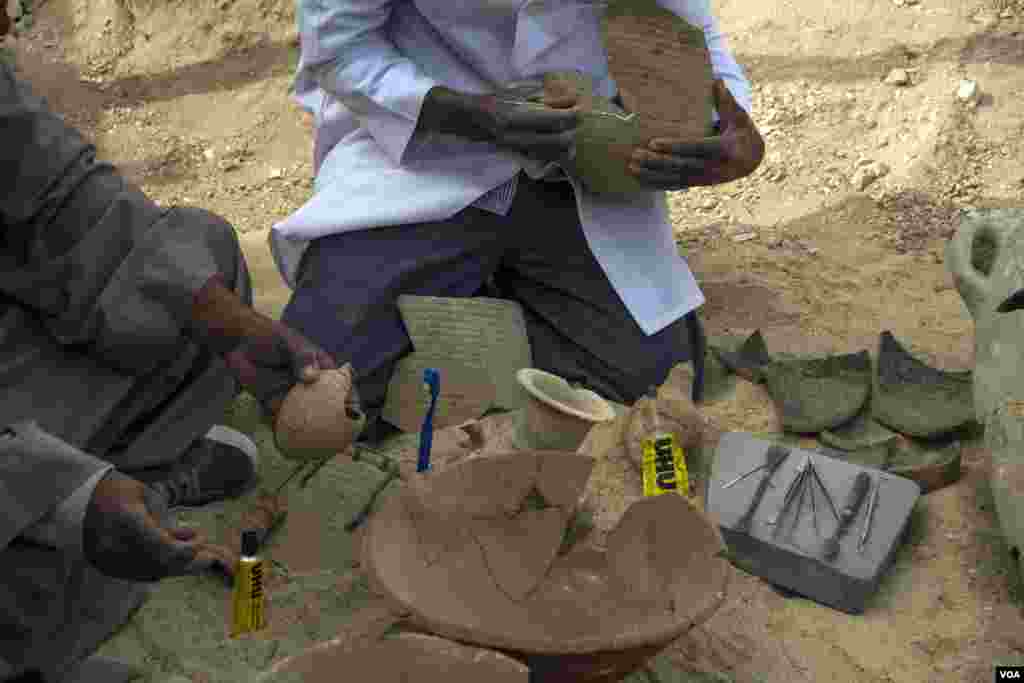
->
(628, 79, 765, 189)
(83, 470, 236, 581)
(225, 320, 339, 419)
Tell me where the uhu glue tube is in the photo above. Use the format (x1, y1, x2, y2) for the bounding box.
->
(230, 529, 267, 637)
(639, 387, 690, 498)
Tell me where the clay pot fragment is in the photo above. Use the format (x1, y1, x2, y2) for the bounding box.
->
(762, 351, 872, 433)
(260, 631, 529, 683)
(871, 331, 975, 438)
(274, 364, 366, 462)
(513, 369, 616, 452)
(711, 329, 772, 383)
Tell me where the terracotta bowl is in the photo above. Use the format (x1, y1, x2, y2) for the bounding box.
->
(258, 631, 528, 683)
(362, 450, 729, 682)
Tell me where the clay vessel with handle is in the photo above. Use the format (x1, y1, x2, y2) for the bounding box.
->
(946, 208, 1024, 578)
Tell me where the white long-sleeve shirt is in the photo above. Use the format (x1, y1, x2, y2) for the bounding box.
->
(272, 0, 752, 335)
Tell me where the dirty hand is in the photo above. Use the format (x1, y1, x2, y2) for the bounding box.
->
(83, 471, 235, 581)
(471, 91, 581, 163)
(225, 320, 339, 419)
(628, 79, 765, 189)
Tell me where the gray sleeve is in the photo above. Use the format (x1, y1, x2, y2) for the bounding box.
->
(0, 421, 111, 550)
(1, 61, 242, 376)
(21, 465, 113, 556)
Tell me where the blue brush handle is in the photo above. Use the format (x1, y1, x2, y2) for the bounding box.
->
(417, 368, 441, 473)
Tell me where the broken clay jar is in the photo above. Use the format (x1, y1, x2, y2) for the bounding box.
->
(362, 451, 729, 683)
(947, 208, 1024, 565)
(512, 368, 617, 452)
(274, 364, 366, 462)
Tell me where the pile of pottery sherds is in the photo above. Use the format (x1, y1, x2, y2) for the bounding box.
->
(711, 330, 974, 492)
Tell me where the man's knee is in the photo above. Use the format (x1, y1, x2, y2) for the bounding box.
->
(171, 206, 252, 306)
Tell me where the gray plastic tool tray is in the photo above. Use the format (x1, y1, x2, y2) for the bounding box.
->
(705, 432, 921, 614)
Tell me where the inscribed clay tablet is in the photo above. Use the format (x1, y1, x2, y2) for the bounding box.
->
(559, 0, 716, 195)
(382, 360, 496, 434)
(394, 295, 534, 411)
(603, 0, 716, 137)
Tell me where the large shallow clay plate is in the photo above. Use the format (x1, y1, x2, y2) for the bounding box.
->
(362, 451, 729, 656)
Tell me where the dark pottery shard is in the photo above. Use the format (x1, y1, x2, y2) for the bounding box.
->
(816, 443, 892, 470)
(820, 411, 899, 452)
(711, 329, 771, 383)
(885, 437, 963, 494)
(871, 331, 975, 438)
(762, 350, 872, 434)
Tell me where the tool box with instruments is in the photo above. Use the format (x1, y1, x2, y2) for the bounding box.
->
(705, 432, 921, 614)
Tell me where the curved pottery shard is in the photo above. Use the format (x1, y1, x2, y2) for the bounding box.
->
(886, 438, 963, 494)
(762, 351, 872, 434)
(471, 508, 567, 602)
(820, 411, 899, 452)
(536, 452, 596, 510)
(606, 494, 727, 624)
(260, 631, 529, 683)
(711, 329, 772, 383)
(872, 331, 975, 438)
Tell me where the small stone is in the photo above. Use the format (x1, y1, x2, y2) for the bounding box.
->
(885, 68, 911, 86)
(203, 148, 216, 162)
(1001, 9, 1015, 18)
(732, 232, 757, 243)
(699, 197, 719, 210)
(956, 79, 978, 102)
(268, 167, 284, 180)
(851, 162, 890, 191)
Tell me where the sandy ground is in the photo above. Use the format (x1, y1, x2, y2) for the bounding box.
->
(4, 0, 1024, 680)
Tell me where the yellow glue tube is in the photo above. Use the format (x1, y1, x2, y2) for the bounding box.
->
(231, 530, 267, 637)
(641, 433, 690, 498)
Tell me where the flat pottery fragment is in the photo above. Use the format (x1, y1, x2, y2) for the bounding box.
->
(260, 631, 529, 683)
(408, 451, 541, 519)
(471, 508, 567, 602)
(820, 411, 899, 451)
(536, 453, 596, 509)
(401, 488, 473, 568)
(872, 331, 974, 438)
(711, 329, 771, 383)
(762, 350, 872, 433)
